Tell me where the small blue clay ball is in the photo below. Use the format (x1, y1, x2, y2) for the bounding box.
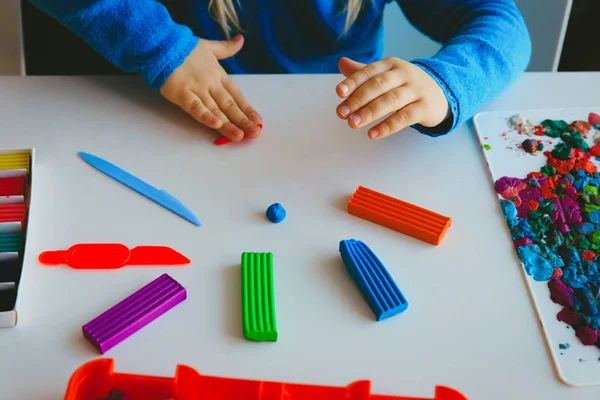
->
(266, 203, 286, 223)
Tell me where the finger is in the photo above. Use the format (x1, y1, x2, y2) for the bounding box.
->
(336, 58, 393, 98)
(337, 57, 366, 78)
(199, 93, 244, 141)
(222, 78, 262, 138)
(368, 102, 423, 140)
(337, 71, 404, 119)
(179, 91, 222, 129)
(346, 86, 416, 128)
(205, 35, 244, 60)
(211, 88, 259, 138)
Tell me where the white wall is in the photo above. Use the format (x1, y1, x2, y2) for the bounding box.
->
(382, 0, 573, 72)
(0, 0, 23, 75)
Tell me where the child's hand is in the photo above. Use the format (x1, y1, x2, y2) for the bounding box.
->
(335, 57, 449, 140)
(160, 35, 262, 141)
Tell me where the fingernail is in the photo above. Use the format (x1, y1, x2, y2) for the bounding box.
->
(339, 105, 350, 117)
(368, 129, 380, 139)
(233, 34, 243, 42)
(232, 129, 244, 140)
(251, 113, 262, 124)
(350, 114, 362, 126)
(338, 84, 349, 95)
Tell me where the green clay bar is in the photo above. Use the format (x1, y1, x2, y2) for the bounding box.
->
(241, 252, 277, 342)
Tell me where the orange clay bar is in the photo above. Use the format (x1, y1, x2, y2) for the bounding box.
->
(348, 186, 451, 245)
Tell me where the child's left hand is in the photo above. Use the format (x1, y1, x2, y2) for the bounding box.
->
(335, 57, 450, 140)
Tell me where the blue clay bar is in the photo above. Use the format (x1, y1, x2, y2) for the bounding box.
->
(266, 203, 286, 223)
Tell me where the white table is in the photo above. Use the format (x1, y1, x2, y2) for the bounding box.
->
(0, 73, 599, 400)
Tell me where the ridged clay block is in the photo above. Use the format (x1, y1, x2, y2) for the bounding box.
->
(0, 159, 30, 172)
(0, 177, 25, 196)
(348, 186, 451, 245)
(339, 239, 408, 321)
(82, 273, 186, 354)
(241, 252, 277, 341)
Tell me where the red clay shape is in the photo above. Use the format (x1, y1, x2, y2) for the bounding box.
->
(39, 243, 190, 269)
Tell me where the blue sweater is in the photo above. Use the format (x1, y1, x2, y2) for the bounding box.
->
(30, 0, 531, 136)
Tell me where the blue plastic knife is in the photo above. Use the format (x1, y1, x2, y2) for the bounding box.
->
(78, 152, 201, 226)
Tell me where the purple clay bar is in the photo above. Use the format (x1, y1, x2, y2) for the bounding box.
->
(82, 273, 186, 354)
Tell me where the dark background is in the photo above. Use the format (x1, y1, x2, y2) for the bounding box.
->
(21, 0, 600, 75)
(558, 0, 600, 71)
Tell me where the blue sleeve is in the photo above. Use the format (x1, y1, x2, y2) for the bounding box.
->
(396, 0, 532, 136)
(28, 0, 199, 89)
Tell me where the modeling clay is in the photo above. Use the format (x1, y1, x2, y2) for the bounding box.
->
(541, 119, 569, 138)
(0, 232, 23, 252)
(559, 343, 570, 350)
(348, 186, 451, 245)
(0, 283, 16, 312)
(266, 203, 286, 223)
(570, 120, 593, 135)
(82, 274, 186, 354)
(0, 258, 21, 284)
(78, 152, 201, 226)
(495, 115, 600, 348)
(594, 131, 600, 145)
(0, 154, 30, 173)
(65, 358, 469, 400)
(561, 130, 589, 151)
(589, 113, 600, 126)
(241, 252, 277, 341)
(508, 114, 535, 135)
(0, 177, 25, 196)
(214, 124, 263, 145)
(521, 139, 542, 154)
(38, 244, 190, 269)
(214, 137, 232, 145)
(339, 239, 408, 321)
(0, 204, 26, 212)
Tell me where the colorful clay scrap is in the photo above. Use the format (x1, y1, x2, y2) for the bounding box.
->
(66, 358, 469, 400)
(82, 274, 186, 354)
(348, 186, 451, 245)
(497, 115, 600, 348)
(266, 203, 286, 223)
(339, 239, 408, 321)
(241, 252, 277, 342)
(39, 243, 190, 269)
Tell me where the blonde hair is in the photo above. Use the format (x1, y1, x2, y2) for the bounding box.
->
(209, 0, 365, 37)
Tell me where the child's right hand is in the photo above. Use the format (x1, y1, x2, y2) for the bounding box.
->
(160, 35, 262, 141)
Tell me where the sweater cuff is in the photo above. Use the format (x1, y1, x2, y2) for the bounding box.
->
(410, 59, 460, 137)
(147, 33, 200, 90)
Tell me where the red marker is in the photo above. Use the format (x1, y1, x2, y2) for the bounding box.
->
(214, 123, 263, 146)
(39, 243, 190, 269)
